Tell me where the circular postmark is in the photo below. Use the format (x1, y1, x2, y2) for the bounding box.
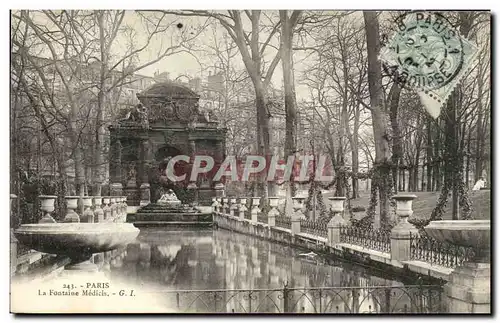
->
(381, 11, 465, 91)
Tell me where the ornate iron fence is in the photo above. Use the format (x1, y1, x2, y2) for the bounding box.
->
(410, 233, 476, 268)
(275, 216, 291, 230)
(161, 284, 444, 313)
(300, 219, 328, 238)
(339, 226, 391, 253)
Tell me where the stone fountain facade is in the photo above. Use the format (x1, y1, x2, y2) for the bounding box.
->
(108, 82, 227, 206)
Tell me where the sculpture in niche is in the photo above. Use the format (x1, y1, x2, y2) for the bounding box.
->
(157, 189, 181, 206)
(119, 103, 149, 129)
(127, 162, 137, 186)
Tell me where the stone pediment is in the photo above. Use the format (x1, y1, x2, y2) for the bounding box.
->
(136, 82, 204, 124)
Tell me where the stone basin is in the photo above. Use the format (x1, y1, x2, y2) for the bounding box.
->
(424, 220, 490, 250)
(14, 223, 140, 258)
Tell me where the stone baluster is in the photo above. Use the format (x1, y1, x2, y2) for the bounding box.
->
(229, 198, 238, 217)
(238, 197, 247, 220)
(119, 197, 125, 220)
(327, 197, 347, 247)
(291, 197, 304, 234)
(267, 197, 280, 227)
(119, 197, 125, 218)
(123, 196, 128, 216)
(115, 197, 121, 218)
(118, 197, 124, 218)
(103, 197, 111, 220)
(81, 197, 95, 223)
(251, 197, 260, 223)
(218, 198, 223, 215)
(63, 196, 80, 223)
(211, 198, 219, 215)
(390, 195, 418, 261)
(212, 197, 218, 214)
(93, 197, 104, 223)
(222, 198, 229, 215)
(216, 197, 222, 215)
(110, 197, 117, 219)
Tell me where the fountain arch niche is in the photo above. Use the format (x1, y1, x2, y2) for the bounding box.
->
(151, 145, 186, 203)
(109, 82, 227, 206)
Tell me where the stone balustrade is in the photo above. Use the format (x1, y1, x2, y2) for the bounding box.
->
(14, 195, 129, 225)
(10, 194, 130, 276)
(212, 193, 491, 313)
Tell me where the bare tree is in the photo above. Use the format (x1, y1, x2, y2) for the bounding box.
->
(363, 11, 392, 229)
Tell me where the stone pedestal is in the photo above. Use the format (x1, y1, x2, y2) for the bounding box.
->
(214, 182, 225, 197)
(291, 197, 304, 235)
(445, 262, 490, 313)
(327, 197, 346, 246)
(390, 195, 418, 261)
(328, 212, 346, 246)
(110, 183, 123, 196)
(239, 198, 247, 220)
(229, 198, 237, 217)
(424, 220, 491, 314)
(291, 217, 301, 235)
(93, 197, 104, 223)
(63, 196, 80, 223)
(140, 183, 151, 206)
(251, 197, 260, 223)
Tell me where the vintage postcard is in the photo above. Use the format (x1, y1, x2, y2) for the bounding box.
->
(9, 9, 491, 314)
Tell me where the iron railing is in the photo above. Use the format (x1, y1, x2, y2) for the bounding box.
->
(275, 216, 291, 230)
(410, 233, 476, 268)
(161, 284, 444, 313)
(300, 219, 328, 238)
(339, 226, 391, 253)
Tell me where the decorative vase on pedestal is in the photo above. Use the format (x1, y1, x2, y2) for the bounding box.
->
(103, 197, 111, 220)
(93, 197, 104, 223)
(82, 197, 95, 223)
(63, 196, 80, 223)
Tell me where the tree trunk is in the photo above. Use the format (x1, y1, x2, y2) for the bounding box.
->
(363, 11, 391, 229)
(280, 10, 299, 195)
(388, 82, 402, 194)
(426, 118, 433, 191)
(254, 85, 272, 197)
(94, 11, 108, 196)
(351, 105, 360, 199)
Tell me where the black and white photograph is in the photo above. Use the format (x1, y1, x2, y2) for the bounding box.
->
(8, 7, 492, 314)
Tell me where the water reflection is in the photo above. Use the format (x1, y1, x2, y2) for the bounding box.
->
(99, 228, 419, 313)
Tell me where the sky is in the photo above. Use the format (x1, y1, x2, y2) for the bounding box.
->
(114, 11, 312, 100)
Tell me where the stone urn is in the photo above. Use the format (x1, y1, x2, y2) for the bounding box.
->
(40, 195, 58, 223)
(391, 195, 419, 235)
(81, 197, 94, 223)
(328, 196, 347, 224)
(64, 196, 80, 223)
(291, 196, 305, 219)
(425, 220, 491, 313)
(328, 196, 346, 213)
(424, 220, 490, 262)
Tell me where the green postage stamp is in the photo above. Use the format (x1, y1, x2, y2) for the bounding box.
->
(380, 11, 479, 118)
